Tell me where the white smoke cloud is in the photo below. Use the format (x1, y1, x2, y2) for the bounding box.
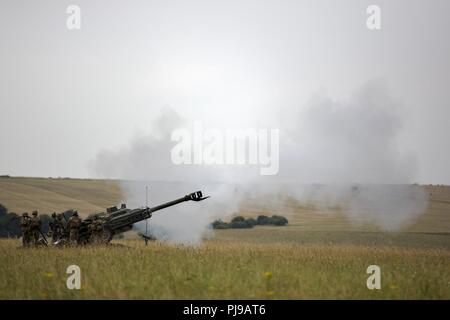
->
(279, 79, 417, 184)
(120, 181, 240, 245)
(279, 184, 427, 232)
(90, 80, 428, 242)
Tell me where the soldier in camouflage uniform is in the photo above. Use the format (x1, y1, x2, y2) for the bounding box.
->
(20, 212, 31, 247)
(49, 213, 58, 243)
(67, 211, 81, 245)
(55, 213, 65, 241)
(49, 212, 65, 243)
(89, 216, 104, 244)
(29, 211, 42, 246)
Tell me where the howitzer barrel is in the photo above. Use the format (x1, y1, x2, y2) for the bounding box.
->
(102, 191, 209, 237)
(149, 191, 207, 213)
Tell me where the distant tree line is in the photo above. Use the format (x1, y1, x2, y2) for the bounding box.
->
(0, 203, 51, 238)
(211, 215, 289, 229)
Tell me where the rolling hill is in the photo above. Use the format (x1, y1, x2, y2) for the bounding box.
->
(0, 176, 123, 215)
(0, 176, 449, 233)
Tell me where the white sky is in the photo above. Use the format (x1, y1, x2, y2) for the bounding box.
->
(0, 0, 449, 183)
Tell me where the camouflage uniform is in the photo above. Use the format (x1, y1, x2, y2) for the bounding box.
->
(49, 213, 58, 243)
(67, 212, 81, 245)
(89, 216, 104, 244)
(49, 213, 65, 243)
(55, 214, 65, 241)
(20, 212, 31, 247)
(29, 211, 41, 246)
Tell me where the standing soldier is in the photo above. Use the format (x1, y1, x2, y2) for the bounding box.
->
(20, 212, 31, 247)
(49, 213, 58, 243)
(55, 213, 65, 241)
(89, 216, 104, 244)
(49, 212, 65, 244)
(67, 211, 81, 245)
(29, 211, 42, 246)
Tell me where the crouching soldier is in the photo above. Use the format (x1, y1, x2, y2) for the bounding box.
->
(89, 216, 104, 244)
(20, 212, 31, 247)
(67, 211, 81, 245)
(30, 211, 42, 246)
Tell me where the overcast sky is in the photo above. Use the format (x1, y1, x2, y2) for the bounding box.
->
(0, 0, 449, 183)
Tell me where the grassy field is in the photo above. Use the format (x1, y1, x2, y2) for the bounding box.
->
(0, 177, 449, 299)
(0, 237, 448, 299)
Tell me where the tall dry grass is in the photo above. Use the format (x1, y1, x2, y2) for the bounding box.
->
(0, 239, 448, 299)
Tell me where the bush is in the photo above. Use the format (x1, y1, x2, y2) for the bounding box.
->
(0, 212, 21, 238)
(211, 219, 230, 229)
(211, 214, 289, 229)
(231, 216, 246, 223)
(270, 215, 289, 226)
(230, 221, 251, 229)
(0, 203, 7, 218)
(229, 216, 255, 229)
(256, 215, 271, 225)
(245, 217, 257, 227)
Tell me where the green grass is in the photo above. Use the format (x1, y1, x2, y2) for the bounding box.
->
(0, 235, 448, 299)
(213, 225, 450, 250)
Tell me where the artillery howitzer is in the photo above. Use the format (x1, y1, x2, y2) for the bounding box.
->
(55, 191, 208, 245)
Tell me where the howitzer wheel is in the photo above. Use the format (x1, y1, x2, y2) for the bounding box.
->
(101, 227, 114, 244)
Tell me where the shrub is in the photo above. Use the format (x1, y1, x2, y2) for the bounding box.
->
(0, 212, 21, 237)
(245, 217, 257, 227)
(231, 216, 246, 223)
(0, 203, 7, 218)
(270, 215, 289, 226)
(211, 215, 288, 229)
(256, 215, 271, 225)
(230, 221, 252, 229)
(211, 219, 230, 229)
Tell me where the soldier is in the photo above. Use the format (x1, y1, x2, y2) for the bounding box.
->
(29, 211, 42, 246)
(55, 213, 65, 241)
(49, 212, 58, 243)
(49, 212, 65, 243)
(67, 211, 81, 245)
(89, 216, 104, 244)
(20, 212, 31, 247)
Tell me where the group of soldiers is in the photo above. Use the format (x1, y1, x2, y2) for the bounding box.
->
(20, 210, 106, 247)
